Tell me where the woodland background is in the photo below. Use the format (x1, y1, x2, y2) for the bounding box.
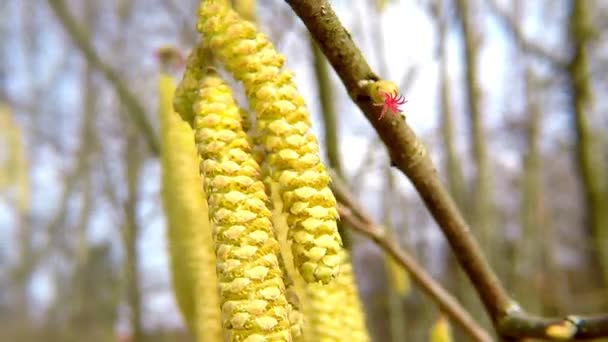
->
(1, 0, 608, 341)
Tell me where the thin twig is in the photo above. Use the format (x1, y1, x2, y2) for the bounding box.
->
(330, 174, 492, 342)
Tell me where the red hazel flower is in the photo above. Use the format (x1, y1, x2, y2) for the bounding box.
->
(374, 90, 407, 120)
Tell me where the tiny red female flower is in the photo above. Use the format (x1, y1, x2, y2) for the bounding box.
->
(369, 80, 407, 120)
(374, 90, 407, 120)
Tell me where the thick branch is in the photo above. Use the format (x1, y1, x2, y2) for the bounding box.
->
(330, 174, 492, 342)
(285, 0, 512, 322)
(48, 0, 159, 154)
(286, 0, 608, 340)
(498, 313, 608, 340)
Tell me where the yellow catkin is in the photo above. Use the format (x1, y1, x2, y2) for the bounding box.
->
(375, 0, 389, 11)
(306, 250, 370, 342)
(198, 0, 342, 284)
(158, 74, 223, 342)
(269, 180, 370, 342)
(430, 316, 453, 342)
(269, 181, 308, 342)
(193, 74, 292, 341)
(0, 104, 30, 212)
(384, 253, 411, 297)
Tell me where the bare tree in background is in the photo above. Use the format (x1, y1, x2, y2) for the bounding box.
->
(1, 0, 608, 340)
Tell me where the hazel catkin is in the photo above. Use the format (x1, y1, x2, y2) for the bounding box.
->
(193, 73, 292, 341)
(158, 74, 222, 342)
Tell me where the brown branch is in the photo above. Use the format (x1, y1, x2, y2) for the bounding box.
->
(286, 0, 608, 339)
(47, 0, 159, 154)
(498, 313, 608, 340)
(285, 0, 512, 322)
(330, 174, 492, 342)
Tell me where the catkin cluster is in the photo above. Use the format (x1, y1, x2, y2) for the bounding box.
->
(164, 2, 372, 341)
(197, 0, 343, 284)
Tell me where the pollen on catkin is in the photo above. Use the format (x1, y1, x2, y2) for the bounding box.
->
(193, 74, 292, 341)
(158, 74, 222, 342)
(198, 0, 343, 284)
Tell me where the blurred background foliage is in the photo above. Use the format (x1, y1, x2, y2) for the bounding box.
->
(1, 0, 607, 341)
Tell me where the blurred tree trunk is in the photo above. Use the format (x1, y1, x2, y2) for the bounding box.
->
(434, 1, 482, 339)
(68, 37, 97, 339)
(66, 2, 96, 335)
(122, 134, 144, 342)
(566, 0, 608, 293)
(6, 112, 33, 341)
(454, 0, 496, 337)
(382, 166, 408, 342)
(437, 1, 466, 214)
(454, 0, 496, 259)
(516, 69, 544, 313)
(47, 0, 159, 154)
(311, 39, 350, 248)
(311, 40, 343, 178)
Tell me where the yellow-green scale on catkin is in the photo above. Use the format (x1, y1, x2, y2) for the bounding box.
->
(193, 74, 292, 341)
(198, 0, 342, 284)
(158, 74, 223, 342)
(306, 250, 370, 342)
